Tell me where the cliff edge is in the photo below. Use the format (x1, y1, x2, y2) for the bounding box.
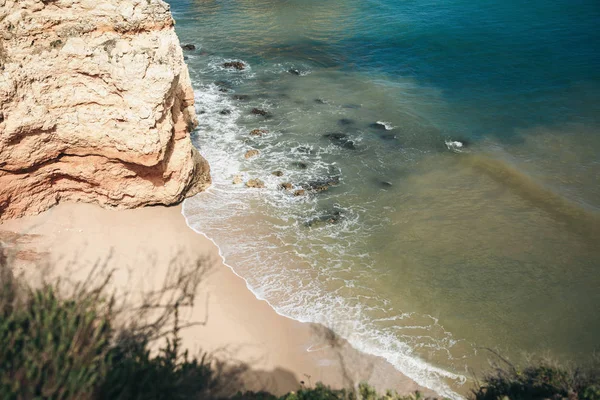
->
(0, 0, 211, 221)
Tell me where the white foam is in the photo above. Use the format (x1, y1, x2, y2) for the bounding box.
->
(445, 139, 465, 153)
(376, 121, 395, 130)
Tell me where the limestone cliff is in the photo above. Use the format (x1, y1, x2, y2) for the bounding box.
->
(0, 0, 211, 221)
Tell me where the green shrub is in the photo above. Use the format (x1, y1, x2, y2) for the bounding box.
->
(471, 357, 600, 400)
(233, 383, 425, 400)
(0, 282, 113, 399)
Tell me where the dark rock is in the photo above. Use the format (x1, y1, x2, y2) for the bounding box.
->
(291, 161, 308, 170)
(305, 210, 344, 227)
(251, 108, 270, 117)
(223, 61, 246, 70)
(183, 56, 189, 60)
(272, 170, 284, 177)
(380, 181, 393, 188)
(314, 98, 326, 104)
(295, 146, 312, 154)
(338, 118, 354, 126)
(369, 122, 387, 130)
(232, 94, 251, 101)
(219, 88, 229, 93)
(219, 109, 232, 115)
(323, 133, 357, 150)
(182, 44, 196, 51)
(288, 69, 301, 75)
(301, 176, 340, 193)
(198, 110, 206, 115)
(279, 182, 293, 190)
(215, 80, 233, 89)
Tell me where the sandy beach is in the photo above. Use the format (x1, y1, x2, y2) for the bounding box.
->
(0, 202, 434, 397)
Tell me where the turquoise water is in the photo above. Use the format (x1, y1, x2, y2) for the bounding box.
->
(172, 0, 600, 397)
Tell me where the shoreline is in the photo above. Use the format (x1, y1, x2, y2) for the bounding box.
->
(0, 202, 438, 398)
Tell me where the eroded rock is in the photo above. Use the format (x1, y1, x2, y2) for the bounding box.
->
(246, 179, 265, 188)
(250, 129, 269, 136)
(0, 0, 211, 221)
(245, 149, 260, 159)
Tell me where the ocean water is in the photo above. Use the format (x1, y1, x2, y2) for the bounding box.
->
(170, 0, 600, 397)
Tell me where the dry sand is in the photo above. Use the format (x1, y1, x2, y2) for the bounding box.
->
(0, 202, 435, 397)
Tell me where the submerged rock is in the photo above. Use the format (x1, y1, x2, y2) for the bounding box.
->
(291, 161, 309, 170)
(293, 189, 306, 196)
(251, 108, 270, 117)
(215, 80, 233, 90)
(181, 44, 196, 51)
(295, 146, 312, 154)
(232, 94, 251, 101)
(304, 210, 344, 227)
(323, 133, 357, 150)
(250, 129, 268, 136)
(379, 180, 393, 188)
(288, 68, 301, 75)
(338, 118, 355, 126)
(232, 175, 243, 185)
(369, 122, 388, 130)
(314, 98, 326, 104)
(272, 170, 284, 177)
(244, 149, 260, 159)
(246, 179, 265, 188)
(301, 176, 340, 193)
(279, 182, 293, 190)
(219, 109, 232, 115)
(223, 61, 246, 70)
(379, 133, 397, 141)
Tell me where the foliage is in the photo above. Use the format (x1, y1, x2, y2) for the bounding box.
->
(98, 310, 217, 400)
(470, 355, 600, 400)
(0, 250, 216, 400)
(0, 266, 113, 399)
(233, 383, 425, 400)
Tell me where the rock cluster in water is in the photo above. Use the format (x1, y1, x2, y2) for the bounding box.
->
(0, 0, 211, 220)
(223, 61, 246, 70)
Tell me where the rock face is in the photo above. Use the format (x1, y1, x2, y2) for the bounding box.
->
(0, 0, 211, 221)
